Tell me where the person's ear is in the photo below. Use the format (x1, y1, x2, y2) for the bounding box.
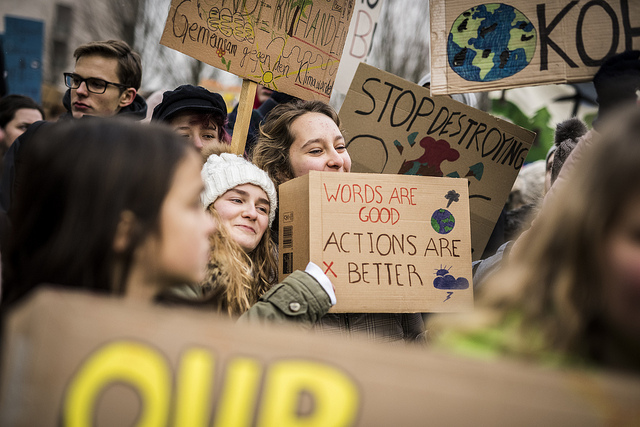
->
(118, 88, 137, 108)
(113, 210, 136, 253)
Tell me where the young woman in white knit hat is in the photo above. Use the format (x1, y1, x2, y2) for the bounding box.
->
(160, 152, 336, 324)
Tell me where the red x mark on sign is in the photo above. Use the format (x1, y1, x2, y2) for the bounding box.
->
(323, 261, 337, 278)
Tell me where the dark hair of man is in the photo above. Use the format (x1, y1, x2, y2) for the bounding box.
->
(0, 95, 45, 129)
(2, 118, 189, 307)
(73, 40, 142, 90)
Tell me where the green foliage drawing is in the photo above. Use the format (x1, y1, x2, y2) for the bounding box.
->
(221, 57, 231, 71)
(288, 0, 314, 37)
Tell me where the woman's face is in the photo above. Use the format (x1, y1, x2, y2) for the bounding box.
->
(288, 112, 351, 178)
(137, 151, 215, 287)
(602, 195, 640, 343)
(170, 112, 223, 153)
(3, 108, 43, 149)
(213, 183, 270, 253)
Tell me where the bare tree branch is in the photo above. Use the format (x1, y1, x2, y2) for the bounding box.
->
(368, 0, 430, 84)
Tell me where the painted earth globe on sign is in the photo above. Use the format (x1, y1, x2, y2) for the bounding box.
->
(447, 3, 537, 82)
(431, 209, 455, 235)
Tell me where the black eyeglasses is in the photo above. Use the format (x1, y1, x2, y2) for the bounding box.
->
(64, 73, 128, 94)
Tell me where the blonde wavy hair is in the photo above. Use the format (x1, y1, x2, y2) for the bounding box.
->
(429, 106, 640, 366)
(203, 207, 278, 316)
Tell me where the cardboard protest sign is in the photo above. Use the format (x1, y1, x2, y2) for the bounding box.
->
(160, 0, 356, 100)
(278, 170, 473, 313)
(3, 288, 640, 426)
(430, 0, 640, 95)
(332, 0, 384, 94)
(340, 63, 536, 259)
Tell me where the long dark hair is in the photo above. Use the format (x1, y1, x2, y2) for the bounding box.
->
(2, 118, 190, 307)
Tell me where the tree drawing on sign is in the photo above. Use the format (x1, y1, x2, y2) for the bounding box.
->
(397, 136, 460, 176)
(288, 0, 314, 37)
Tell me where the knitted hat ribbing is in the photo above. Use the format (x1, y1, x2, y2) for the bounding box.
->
(201, 153, 277, 226)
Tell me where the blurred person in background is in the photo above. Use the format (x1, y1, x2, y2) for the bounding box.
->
(0, 95, 44, 152)
(429, 105, 640, 373)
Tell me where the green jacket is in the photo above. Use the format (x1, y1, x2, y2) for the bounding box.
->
(238, 270, 332, 328)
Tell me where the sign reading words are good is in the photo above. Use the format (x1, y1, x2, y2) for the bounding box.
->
(429, 0, 640, 94)
(160, 0, 356, 100)
(279, 171, 473, 313)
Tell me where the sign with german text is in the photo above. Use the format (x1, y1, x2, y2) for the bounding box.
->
(339, 63, 536, 259)
(160, 0, 355, 100)
(430, 0, 640, 94)
(279, 171, 473, 313)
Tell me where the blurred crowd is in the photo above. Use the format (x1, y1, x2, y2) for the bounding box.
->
(1, 39, 639, 391)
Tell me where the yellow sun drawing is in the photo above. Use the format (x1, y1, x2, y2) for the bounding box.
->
(251, 62, 283, 91)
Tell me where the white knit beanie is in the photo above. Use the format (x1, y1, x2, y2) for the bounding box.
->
(201, 153, 278, 226)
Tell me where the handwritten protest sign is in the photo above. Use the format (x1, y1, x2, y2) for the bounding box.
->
(339, 63, 536, 259)
(278, 171, 473, 313)
(3, 288, 640, 425)
(430, 0, 640, 95)
(160, 0, 355, 100)
(332, 0, 384, 94)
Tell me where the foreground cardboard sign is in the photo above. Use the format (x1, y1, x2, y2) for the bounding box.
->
(340, 63, 536, 259)
(430, 0, 640, 95)
(2, 289, 640, 426)
(278, 171, 473, 313)
(160, 0, 355, 100)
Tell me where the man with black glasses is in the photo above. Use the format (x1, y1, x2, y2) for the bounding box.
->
(0, 40, 147, 217)
(61, 40, 147, 120)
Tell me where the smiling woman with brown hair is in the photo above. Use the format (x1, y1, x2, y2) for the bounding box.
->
(252, 99, 425, 344)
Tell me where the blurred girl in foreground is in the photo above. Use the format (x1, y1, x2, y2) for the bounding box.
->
(2, 118, 213, 306)
(1, 119, 334, 325)
(429, 106, 640, 372)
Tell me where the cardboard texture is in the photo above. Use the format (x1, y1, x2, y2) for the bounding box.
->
(332, 0, 383, 94)
(429, 0, 640, 95)
(2, 288, 640, 426)
(278, 171, 473, 313)
(160, 0, 355, 100)
(339, 63, 535, 260)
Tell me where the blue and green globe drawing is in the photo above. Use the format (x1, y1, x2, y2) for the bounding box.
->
(431, 209, 455, 234)
(447, 3, 536, 82)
